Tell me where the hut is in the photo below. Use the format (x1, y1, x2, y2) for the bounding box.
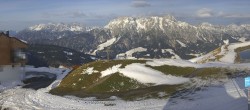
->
(0, 31, 27, 82)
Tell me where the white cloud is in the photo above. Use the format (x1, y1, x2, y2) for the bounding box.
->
(196, 8, 214, 18)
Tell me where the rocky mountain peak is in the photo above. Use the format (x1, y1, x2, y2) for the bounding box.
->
(104, 15, 178, 29)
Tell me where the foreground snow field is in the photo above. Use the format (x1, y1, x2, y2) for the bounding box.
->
(0, 87, 168, 110)
(0, 77, 247, 110)
(2, 42, 250, 110)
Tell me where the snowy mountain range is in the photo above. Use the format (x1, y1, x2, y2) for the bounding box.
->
(15, 15, 250, 59)
(28, 23, 87, 32)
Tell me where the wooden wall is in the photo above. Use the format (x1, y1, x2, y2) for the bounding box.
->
(0, 33, 27, 65)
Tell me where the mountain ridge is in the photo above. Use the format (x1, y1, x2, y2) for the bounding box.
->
(15, 15, 250, 59)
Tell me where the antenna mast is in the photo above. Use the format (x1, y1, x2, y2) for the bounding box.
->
(105, 47, 113, 60)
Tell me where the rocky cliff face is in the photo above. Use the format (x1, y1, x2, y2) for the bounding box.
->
(16, 15, 250, 59)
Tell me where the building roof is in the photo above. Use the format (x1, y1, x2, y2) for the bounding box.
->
(0, 32, 27, 46)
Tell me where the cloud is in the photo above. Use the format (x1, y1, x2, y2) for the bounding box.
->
(71, 11, 86, 18)
(196, 9, 250, 19)
(219, 13, 250, 18)
(131, 0, 151, 8)
(216, 11, 250, 18)
(196, 8, 214, 18)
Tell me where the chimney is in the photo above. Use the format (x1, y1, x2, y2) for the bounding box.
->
(6, 31, 9, 37)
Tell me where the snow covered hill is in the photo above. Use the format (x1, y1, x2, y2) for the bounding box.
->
(2, 59, 250, 109)
(50, 58, 250, 100)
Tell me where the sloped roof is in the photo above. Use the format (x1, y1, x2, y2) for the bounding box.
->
(0, 32, 27, 46)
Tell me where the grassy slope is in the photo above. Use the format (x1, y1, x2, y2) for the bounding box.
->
(195, 45, 229, 63)
(146, 65, 195, 76)
(51, 60, 150, 99)
(87, 73, 147, 93)
(50, 60, 230, 100)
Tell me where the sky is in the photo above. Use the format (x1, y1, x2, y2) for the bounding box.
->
(0, 0, 250, 30)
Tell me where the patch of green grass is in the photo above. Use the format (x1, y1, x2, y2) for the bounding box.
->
(119, 84, 183, 100)
(146, 65, 196, 77)
(195, 67, 228, 79)
(87, 73, 147, 93)
(51, 83, 184, 101)
(90, 60, 147, 71)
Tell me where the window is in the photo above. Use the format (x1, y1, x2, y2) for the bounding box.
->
(12, 49, 26, 63)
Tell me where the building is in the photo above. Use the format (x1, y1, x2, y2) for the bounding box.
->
(0, 31, 27, 83)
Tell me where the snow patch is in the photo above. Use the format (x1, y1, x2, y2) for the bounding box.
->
(63, 51, 73, 55)
(101, 64, 122, 77)
(159, 17, 165, 32)
(0, 80, 23, 92)
(176, 40, 187, 47)
(136, 20, 146, 30)
(126, 47, 147, 58)
(223, 39, 229, 45)
(101, 63, 189, 85)
(82, 67, 98, 75)
(239, 37, 246, 42)
(161, 49, 181, 59)
(91, 37, 116, 55)
(116, 47, 147, 59)
(220, 41, 250, 63)
(119, 63, 189, 85)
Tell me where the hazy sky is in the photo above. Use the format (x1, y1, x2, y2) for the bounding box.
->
(0, 0, 250, 30)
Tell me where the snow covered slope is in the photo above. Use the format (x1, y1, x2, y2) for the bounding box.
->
(190, 41, 250, 63)
(220, 42, 250, 63)
(91, 37, 117, 55)
(29, 23, 86, 32)
(101, 63, 189, 85)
